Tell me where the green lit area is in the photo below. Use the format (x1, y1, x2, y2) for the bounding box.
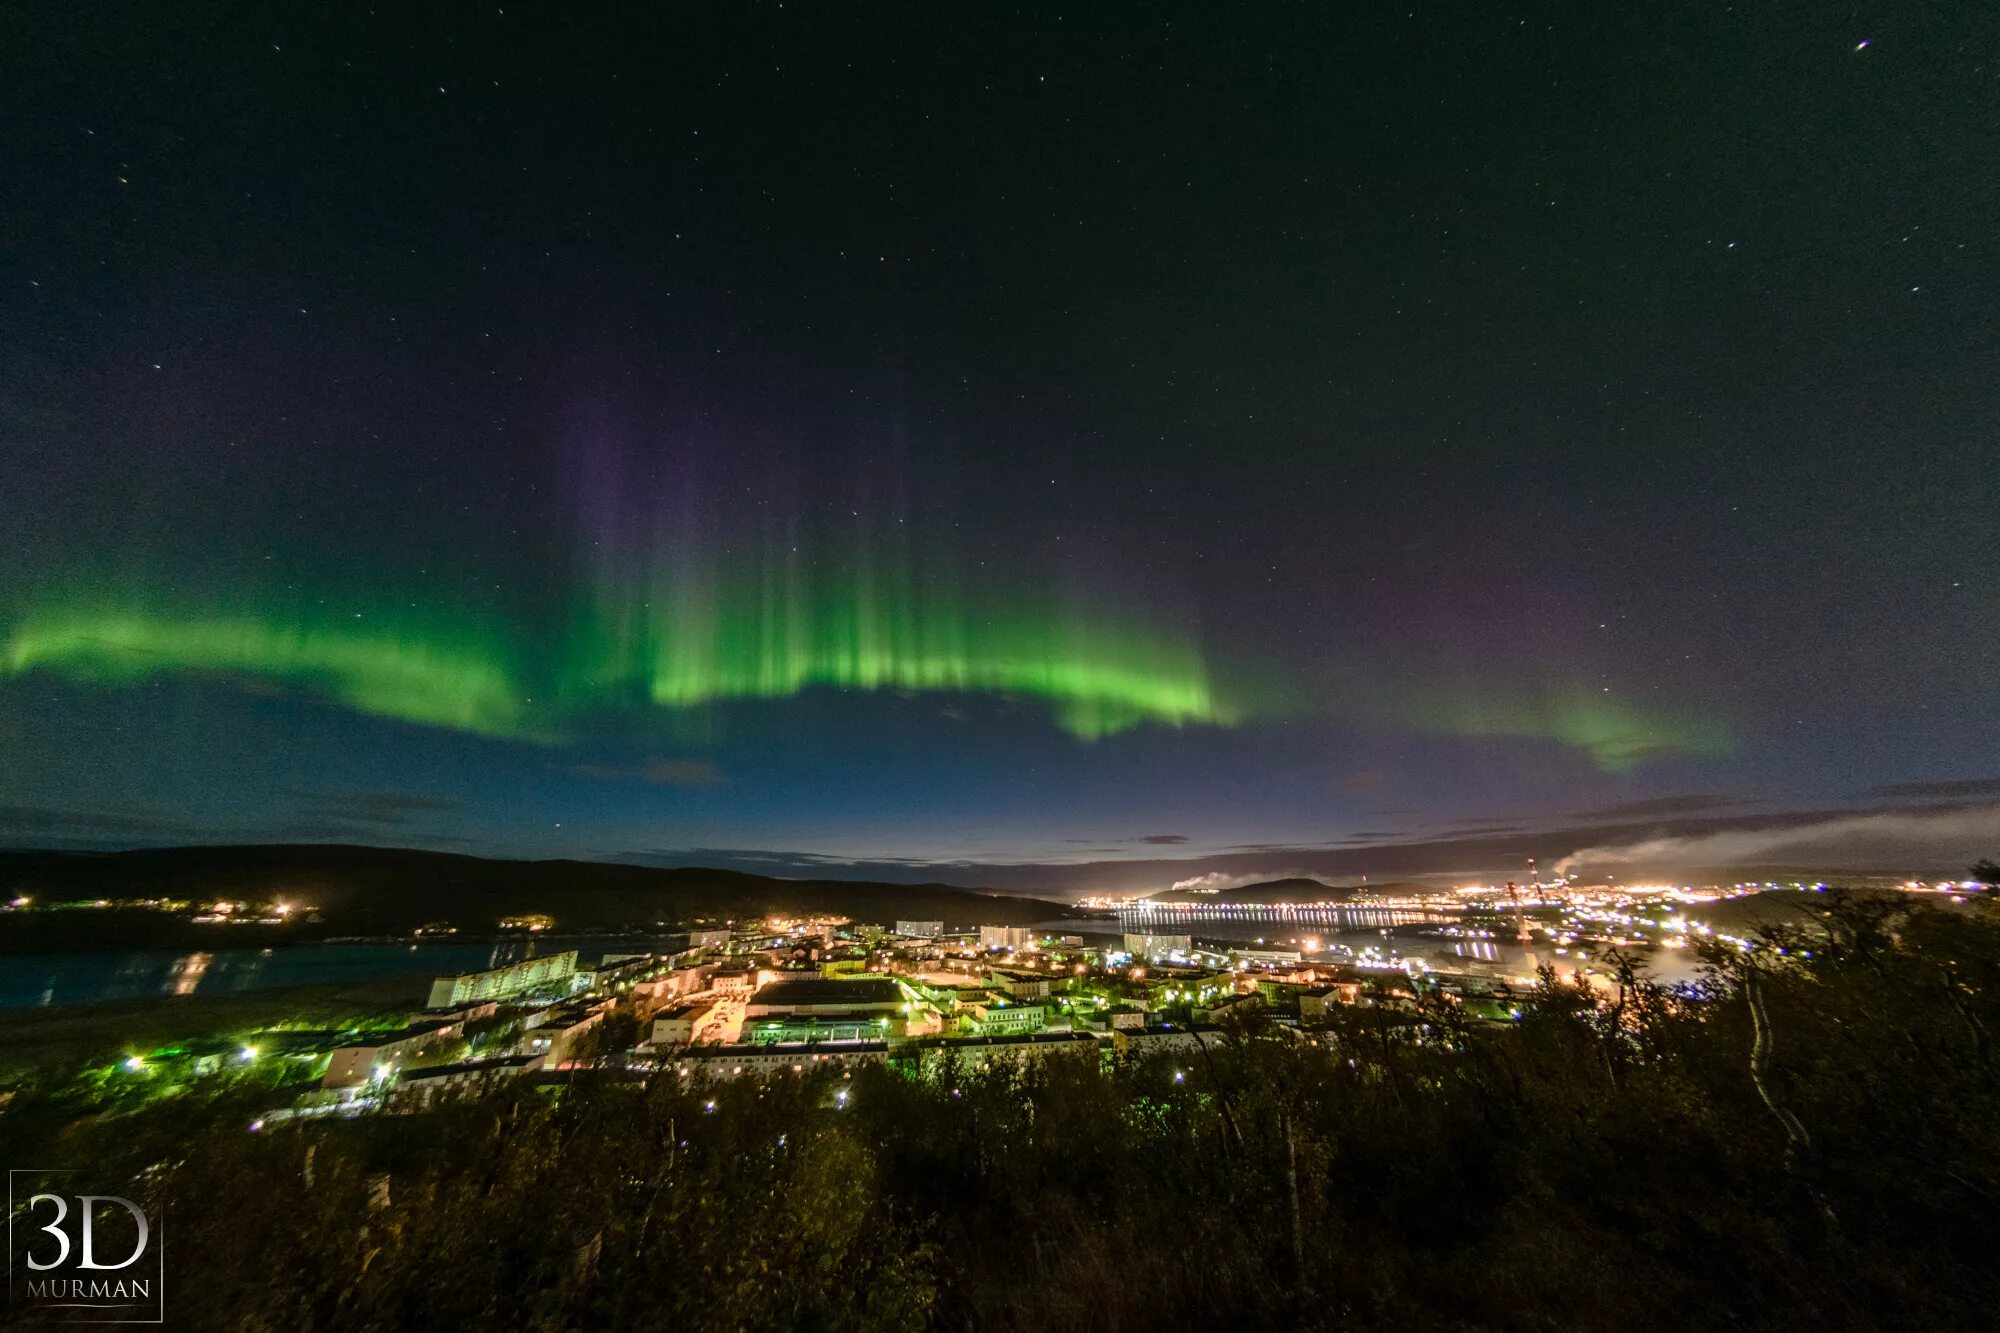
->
(3, 603, 534, 739)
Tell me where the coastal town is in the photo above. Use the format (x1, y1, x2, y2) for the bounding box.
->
(55, 870, 1977, 1121)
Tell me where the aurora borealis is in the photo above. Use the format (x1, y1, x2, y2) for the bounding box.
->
(568, 581, 1226, 741)
(4, 6, 1995, 882)
(559, 457, 1229, 739)
(6, 601, 534, 740)
(2, 567, 1228, 744)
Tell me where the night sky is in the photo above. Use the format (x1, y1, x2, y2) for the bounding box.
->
(5, 5, 1996, 888)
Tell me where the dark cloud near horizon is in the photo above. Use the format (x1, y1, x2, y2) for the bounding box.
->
(614, 798, 2000, 895)
(619, 847, 978, 880)
(1869, 778, 2000, 800)
(264, 820, 377, 841)
(575, 759, 727, 788)
(285, 790, 463, 827)
(10, 794, 1988, 897)
(0, 803, 221, 842)
(1572, 794, 1747, 820)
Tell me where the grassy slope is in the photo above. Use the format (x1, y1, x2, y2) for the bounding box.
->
(0, 975, 428, 1079)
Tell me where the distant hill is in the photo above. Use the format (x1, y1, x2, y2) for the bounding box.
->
(1144, 876, 1440, 906)
(1349, 880, 1437, 900)
(1147, 876, 1355, 905)
(1688, 886, 1978, 936)
(0, 844, 1070, 952)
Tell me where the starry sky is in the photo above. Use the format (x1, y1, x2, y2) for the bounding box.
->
(4, 4, 1996, 889)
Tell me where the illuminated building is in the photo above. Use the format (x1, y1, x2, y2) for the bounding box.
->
(962, 997, 1049, 1037)
(651, 999, 720, 1046)
(979, 925, 1035, 951)
(1122, 931, 1192, 963)
(426, 951, 578, 1009)
(747, 1012, 897, 1045)
(913, 1031, 1101, 1072)
(397, 1055, 544, 1105)
(322, 1020, 464, 1088)
(985, 969, 1055, 1000)
(671, 1043, 890, 1078)
(525, 1001, 612, 1065)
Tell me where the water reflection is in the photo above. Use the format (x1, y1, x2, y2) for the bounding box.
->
(1105, 905, 1700, 986)
(167, 951, 213, 995)
(1117, 905, 1443, 931)
(3, 932, 685, 1010)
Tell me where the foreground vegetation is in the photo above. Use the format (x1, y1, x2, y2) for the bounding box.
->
(5, 890, 1998, 1332)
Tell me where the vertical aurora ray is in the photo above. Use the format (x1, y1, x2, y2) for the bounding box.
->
(564, 548, 1229, 738)
(3, 424, 1715, 762)
(558, 431, 1229, 738)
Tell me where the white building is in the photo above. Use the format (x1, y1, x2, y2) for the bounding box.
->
(396, 1054, 543, 1104)
(1122, 931, 1193, 963)
(670, 1042, 889, 1079)
(322, 1019, 464, 1089)
(427, 951, 578, 1009)
(651, 997, 719, 1046)
(924, 1031, 1101, 1071)
(980, 925, 1035, 951)
(1229, 946, 1304, 969)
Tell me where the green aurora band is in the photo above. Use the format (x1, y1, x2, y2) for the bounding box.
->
(565, 565, 1226, 740)
(1383, 683, 1734, 772)
(0, 578, 1232, 742)
(2, 604, 534, 740)
(0, 591, 1727, 766)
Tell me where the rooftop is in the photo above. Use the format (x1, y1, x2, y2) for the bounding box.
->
(402, 1055, 540, 1082)
(749, 977, 899, 1007)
